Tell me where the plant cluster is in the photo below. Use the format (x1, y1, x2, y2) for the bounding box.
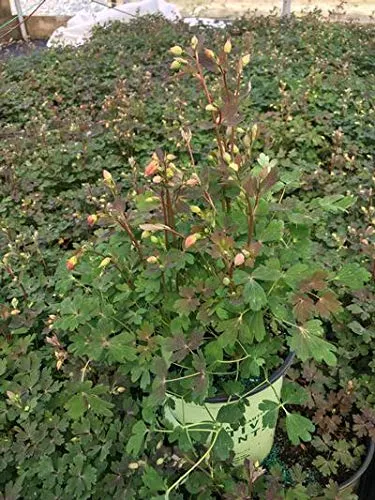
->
(0, 13, 374, 499)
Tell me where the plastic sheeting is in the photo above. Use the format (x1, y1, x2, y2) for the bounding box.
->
(47, 0, 182, 47)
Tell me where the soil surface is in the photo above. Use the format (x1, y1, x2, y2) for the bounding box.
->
(0, 39, 46, 61)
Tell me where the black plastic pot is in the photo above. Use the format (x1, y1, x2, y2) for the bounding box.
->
(339, 439, 375, 493)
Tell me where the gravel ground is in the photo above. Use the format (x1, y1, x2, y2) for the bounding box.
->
(9, 0, 94, 16)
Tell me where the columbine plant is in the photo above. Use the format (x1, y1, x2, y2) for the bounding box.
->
(53, 37, 367, 495)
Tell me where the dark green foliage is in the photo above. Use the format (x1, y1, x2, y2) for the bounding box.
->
(0, 13, 374, 499)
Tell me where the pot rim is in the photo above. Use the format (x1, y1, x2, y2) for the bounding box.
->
(204, 351, 295, 404)
(339, 438, 375, 491)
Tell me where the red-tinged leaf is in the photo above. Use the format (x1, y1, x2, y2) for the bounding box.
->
(221, 92, 242, 126)
(191, 354, 209, 401)
(292, 293, 315, 323)
(316, 291, 342, 318)
(300, 271, 328, 292)
(260, 167, 278, 193)
(197, 50, 218, 72)
(165, 332, 204, 362)
(174, 298, 200, 316)
(179, 287, 195, 299)
(243, 175, 258, 197)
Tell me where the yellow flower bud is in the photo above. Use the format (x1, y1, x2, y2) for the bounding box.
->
(99, 257, 111, 268)
(232, 144, 239, 154)
(147, 256, 158, 264)
(190, 205, 201, 214)
(224, 39, 232, 54)
(222, 277, 231, 286)
(251, 123, 258, 142)
(191, 36, 198, 50)
(170, 45, 183, 56)
(229, 162, 239, 172)
(170, 60, 181, 71)
(141, 230, 151, 239)
(223, 152, 232, 164)
(242, 54, 251, 67)
(205, 104, 217, 112)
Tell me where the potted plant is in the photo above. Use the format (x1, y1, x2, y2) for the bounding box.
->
(54, 37, 369, 496)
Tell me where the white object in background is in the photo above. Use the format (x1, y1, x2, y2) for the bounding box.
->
(14, 0, 29, 41)
(47, 0, 181, 47)
(281, 0, 292, 17)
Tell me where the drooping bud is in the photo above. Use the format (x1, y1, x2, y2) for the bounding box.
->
(145, 160, 159, 177)
(184, 233, 198, 249)
(87, 214, 98, 226)
(224, 39, 232, 54)
(170, 45, 183, 56)
(234, 253, 245, 266)
(66, 256, 78, 271)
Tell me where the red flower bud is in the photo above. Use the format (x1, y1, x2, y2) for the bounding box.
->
(87, 214, 98, 226)
(66, 256, 78, 271)
(184, 234, 198, 249)
(145, 160, 159, 177)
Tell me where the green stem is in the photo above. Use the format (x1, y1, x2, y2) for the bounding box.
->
(165, 429, 221, 499)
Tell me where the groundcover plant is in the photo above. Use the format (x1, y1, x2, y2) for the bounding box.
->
(0, 13, 374, 499)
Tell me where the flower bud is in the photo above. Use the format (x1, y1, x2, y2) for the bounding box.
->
(223, 152, 232, 164)
(128, 463, 139, 470)
(153, 175, 162, 184)
(99, 257, 111, 268)
(102, 170, 115, 188)
(222, 277, 231, 286)
(66, 256, 78, 271)
(234, 253, 245, 266)
(184, 233, 198, 249)
(229, 162, 239, 172)
(145, 160, 159, 177)
(205, 104, 217, 112)
(190, 205, 201, 214)
(251, 123, 258, 142)
(232, 144, 239, 154)
(141, 230, 151, 239)
(87, 214, 98, 226)
(147, 256, 158, 264)
(224, 39, 232, 54)
(166, 167, 174, 178)
(170, 45, 183, 56)
(204, 49, 215, 60)
(170, 60, 181, 71)
(191, 36, 198, 50)
(242, 54, 251, 67)
(150, 235, 158, 244)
